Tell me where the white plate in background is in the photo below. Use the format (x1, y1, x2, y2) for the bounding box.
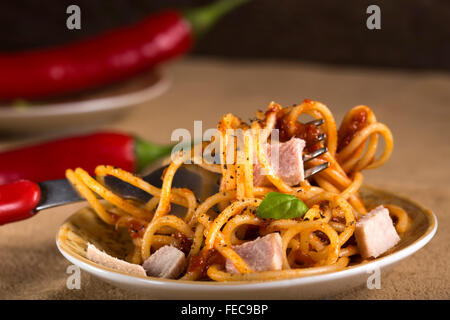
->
(0, 70, 170, 134)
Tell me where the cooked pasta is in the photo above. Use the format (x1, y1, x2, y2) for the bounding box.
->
(66, 99, 409, 281)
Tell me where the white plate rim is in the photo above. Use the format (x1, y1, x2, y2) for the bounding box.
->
(56, 196, 437, 292)
(0, 70, 170, 118)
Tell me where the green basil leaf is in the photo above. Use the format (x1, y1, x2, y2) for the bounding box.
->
(257, 192, 309, 220)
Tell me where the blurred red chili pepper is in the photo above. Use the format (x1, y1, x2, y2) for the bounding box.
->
(0, 132, 174, 185)
(0, 0, 246, 100)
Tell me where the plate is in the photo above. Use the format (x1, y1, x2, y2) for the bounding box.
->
(56, 185, 437, 299)
(0, 70, 170, 134)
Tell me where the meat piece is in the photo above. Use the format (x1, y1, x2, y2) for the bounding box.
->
(355, 206, 400, 259)
(253, 137, 305, 187)
(86, 243, 146, 277)
(225, 233, 283, 274)
(142, 245, 187, 279)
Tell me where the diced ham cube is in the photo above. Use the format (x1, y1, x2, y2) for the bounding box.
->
(225, 233, 283, 274)
(142, 245, 187, 279)
(253, 137, 305, 187)
(86, 243, 146, 277)
(355, 206, 400, 259)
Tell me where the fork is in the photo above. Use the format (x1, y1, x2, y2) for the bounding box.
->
(0, 121, 329, 225)
(302, 118, 329, 178)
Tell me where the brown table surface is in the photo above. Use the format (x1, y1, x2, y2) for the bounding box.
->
(0, 58, 449, 299)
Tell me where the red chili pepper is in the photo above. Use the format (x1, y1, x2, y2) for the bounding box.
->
(0, 132, 174, 185)
(0, 0, 246, 100)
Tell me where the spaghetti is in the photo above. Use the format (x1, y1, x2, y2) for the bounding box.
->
(66, 99, 409, 281)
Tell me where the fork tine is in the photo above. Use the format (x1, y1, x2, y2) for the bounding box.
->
(306, 118, 325, 127)
(303, 146, 328, 162)
(304, 162, 329, 179)
(316, 133, 326, 142)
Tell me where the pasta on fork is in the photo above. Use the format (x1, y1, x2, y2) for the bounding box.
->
(65, 99, 409, 281)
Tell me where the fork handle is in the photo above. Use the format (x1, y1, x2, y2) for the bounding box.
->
(0, 180, 41, 225)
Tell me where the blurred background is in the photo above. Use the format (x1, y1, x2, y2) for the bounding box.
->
(1, 0, 449, 300)
(1, 0, 449, 70)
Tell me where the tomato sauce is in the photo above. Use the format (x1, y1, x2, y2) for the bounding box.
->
(291, 249, 315, 267)
(127, 220, 146, 239)
(108, 212, 146, 239)
(276, 117, 322, 152)
(173, 231, 193, 255)
(243, 224, 264, 241)
(338, 109, 368, 152)
(187, 249, 225, 279)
